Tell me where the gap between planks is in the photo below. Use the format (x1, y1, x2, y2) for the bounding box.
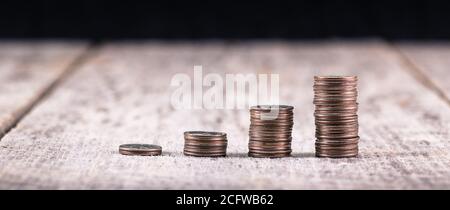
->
(0, 42, 99, 141)
(386, 42, 450, 107)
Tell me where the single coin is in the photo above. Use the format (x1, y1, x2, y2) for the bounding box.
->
(119, 144, 162, 156)
(250, 105, 294, 111)
(249, 141, 291, 146)
(316, 152, 358, 158)
(249, 145, 292, 151)
(183, 150, 226, 157)
(248, 152, 291, 158)
(183, 147, 227, 153)
(314, 75, 358, 81)
(184, 131, 227, 137)
(184, 141, 227, 147)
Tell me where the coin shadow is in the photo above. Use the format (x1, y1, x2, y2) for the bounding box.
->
(360, 151, 430, 159)
(226, 152, 249, 158)
(225, 152, 316, 158)
(161, 151, 181, 157)
(290, 152, 316, 158)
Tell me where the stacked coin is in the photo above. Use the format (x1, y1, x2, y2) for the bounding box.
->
(313, 76, 359, 158)
(248, 105, 294, 158)
(184, 131, 227, 157)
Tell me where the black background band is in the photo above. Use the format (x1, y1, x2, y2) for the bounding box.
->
(1, 0, 450, 40)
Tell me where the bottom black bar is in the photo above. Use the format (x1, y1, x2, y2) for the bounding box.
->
(0, 190, 445, 209)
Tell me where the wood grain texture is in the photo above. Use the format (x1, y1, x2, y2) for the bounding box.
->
(397, 42, 450, 104)
(0, 42, 87, 138)
(0, 41, 449, 189)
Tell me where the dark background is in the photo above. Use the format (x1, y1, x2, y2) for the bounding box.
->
(1, 0, 450, 40)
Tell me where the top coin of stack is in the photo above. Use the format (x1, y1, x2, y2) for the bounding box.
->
(313, 76, 359, 158)
(248, 105, 294, 158)
(184, 131, 228, 157)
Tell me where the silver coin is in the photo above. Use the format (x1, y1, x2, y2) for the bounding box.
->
(119, 144, 162, 156)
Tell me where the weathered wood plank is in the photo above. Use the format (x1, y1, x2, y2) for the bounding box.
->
(0, 42, 88, 138)
(0, 41, 449, 189)
(397, 42, 450, 104)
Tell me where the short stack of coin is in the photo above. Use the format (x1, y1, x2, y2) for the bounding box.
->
(313, 76, 359, 158)
(183, 131, 227, 157)
(248, 105, 294, 158)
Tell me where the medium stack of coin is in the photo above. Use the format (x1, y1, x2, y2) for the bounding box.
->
(248, 105, 294, 158)
(183, 131, 227, 157)
(313, 76, 359, 158)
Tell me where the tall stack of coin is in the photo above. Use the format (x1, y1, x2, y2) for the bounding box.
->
(248, 105, 294, 158)
(313, 76, 359, 158)
(184, 131, 227, 157)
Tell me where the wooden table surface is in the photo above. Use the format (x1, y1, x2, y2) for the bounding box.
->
(0, 40, 449, 189)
